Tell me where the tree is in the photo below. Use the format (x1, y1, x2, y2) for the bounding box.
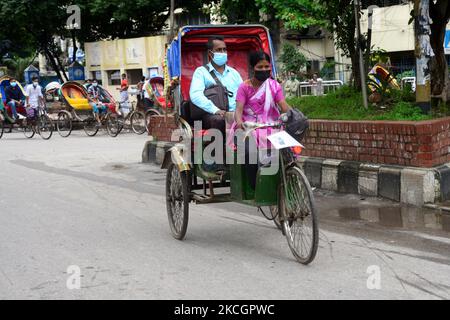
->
(279, 43, 308, 78)
(214, 0, 261, 24)
(257, 0, 361, 89)
(0, 0, 219, 81)
(429, 0, 450, 102)
(0, 0, 76, 81)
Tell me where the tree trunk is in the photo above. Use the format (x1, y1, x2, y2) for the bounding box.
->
(53, 50, 69, 82)
(429, 0, 450, 102)
(429, 23, 448, 101)
(44, 49, 64, 83)
(350, 49, 361, 90)
(71, 31, 77, 64)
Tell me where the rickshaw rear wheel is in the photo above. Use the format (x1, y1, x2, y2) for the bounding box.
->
(145, 109, 161, 134)
(37, 115, 53, 140)
(0, 119, 4, 139)
(106, 113, 121, 138)
(166, 163, 190, 240)
(130, 111, 146, 135)
(57, 111, 73, 138)
(23, 121, 35, 139)
(83, 117, 99, 137)
(279, 165, 318, 265)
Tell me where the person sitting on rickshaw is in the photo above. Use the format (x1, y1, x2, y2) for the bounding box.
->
(0, 92, 4, 113)
(228, 50, 292, 189)
(143, 77, 155, 111)
(189, 36, 243, 135)
(5, 78, 26, 121)
(87, 79, 107, 124)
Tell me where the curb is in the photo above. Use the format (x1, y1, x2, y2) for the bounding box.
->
(142, 142, 447, 207)
(301, 156, 442, 207)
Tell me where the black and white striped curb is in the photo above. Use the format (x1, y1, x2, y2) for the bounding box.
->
(142, 141, 447, 207)
(298, 157, 446, 207)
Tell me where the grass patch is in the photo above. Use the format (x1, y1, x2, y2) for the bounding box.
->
(287, 86, 434, 121)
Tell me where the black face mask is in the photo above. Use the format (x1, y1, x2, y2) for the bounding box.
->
(254, 70, 271, 82)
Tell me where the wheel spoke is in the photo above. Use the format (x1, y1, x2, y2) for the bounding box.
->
(280, 166, 318, 264)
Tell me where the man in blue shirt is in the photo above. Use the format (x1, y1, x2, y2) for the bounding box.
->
(5, 78, 25, 120)
(189, 36, 243, 135)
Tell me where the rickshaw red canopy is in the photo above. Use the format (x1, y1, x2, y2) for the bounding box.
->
(167, 25, 277, 101)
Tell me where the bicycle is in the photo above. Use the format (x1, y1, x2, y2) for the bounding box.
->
(115, 101, 159, 135)
(22, 104, 54, 140)
(83, 106, 121, 138)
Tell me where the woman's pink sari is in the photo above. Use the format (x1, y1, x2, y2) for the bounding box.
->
(227, 79, 281, 149)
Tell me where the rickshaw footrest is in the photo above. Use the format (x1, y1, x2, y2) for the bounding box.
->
(192, 193, 231, 204)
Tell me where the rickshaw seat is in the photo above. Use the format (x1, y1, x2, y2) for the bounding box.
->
(66, 97, 91, 111)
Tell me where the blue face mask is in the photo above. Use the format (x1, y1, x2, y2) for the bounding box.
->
(212, 52, 227, 67)
(10, 82, 17, 87)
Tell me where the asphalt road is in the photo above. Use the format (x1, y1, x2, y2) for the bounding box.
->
(0, 131, 449, 300)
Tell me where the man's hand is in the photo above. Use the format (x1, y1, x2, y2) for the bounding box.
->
(215, 110, 225, 117)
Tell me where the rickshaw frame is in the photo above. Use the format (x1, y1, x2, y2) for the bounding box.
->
(56, 81, 121, 137)
(161, 24, 318, 265)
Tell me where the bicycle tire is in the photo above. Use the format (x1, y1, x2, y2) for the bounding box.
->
(0, 117, 4, 139)
(106, 113, 121, 138)
(57, 111, 73, 138)
(23, 121, 35, 139)
(130, 111, 146, 135)
(279, 165, 319, 265)
(166, 164, 190, 240)
(83, 117, 99, 137)
(37, 115, 53, 140)
(145, 109, 161, 134)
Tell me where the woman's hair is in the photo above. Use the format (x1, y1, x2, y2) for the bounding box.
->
(249, 50, 271, 68)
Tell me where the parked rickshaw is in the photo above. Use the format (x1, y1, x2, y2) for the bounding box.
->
(56, 81, 120, 137)
(162, 25, 318, 265)
(0, 76, 53, 140)
(84, 83, 150, 135)
(44, 81, 62, 102)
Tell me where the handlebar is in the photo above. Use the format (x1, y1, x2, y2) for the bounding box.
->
(243, 121, 282, 130)
(242, 113, 288, 130)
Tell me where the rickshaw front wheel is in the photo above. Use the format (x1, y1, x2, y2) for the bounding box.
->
(130, 111, 146, 135)
(106, 113, 121, 138)
(145, 109, 161, 134)
(0, 118, 4, 139)
(57, 111, 73, 138)
(279, 165, 319, 265)
(23, 121, 35, 139)
(166, 163, 190, 240)
(37, 115, 54, 140)
(83, 117, 99, 137)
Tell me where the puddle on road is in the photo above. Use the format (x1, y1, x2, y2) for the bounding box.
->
(331, 206, 450, 233)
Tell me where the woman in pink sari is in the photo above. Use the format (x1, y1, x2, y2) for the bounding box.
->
(228, 50, 291, 188)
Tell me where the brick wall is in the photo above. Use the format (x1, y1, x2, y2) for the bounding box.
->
(302, 118, 450, 168)
(148, 115, 178, 142)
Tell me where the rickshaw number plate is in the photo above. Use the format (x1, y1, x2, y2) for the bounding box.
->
(268, 131, 305, 150)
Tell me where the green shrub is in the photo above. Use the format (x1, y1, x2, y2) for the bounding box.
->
(287, 86, 432, 121)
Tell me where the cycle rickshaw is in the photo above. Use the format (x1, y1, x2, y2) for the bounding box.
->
(161, 25, 318, 265)
(0, 76, 53, 140)
(56, 81, 120, 137)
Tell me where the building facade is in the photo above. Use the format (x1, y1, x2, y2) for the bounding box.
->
(84, 35, 168, 99)
(282, 1, 450, 83)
